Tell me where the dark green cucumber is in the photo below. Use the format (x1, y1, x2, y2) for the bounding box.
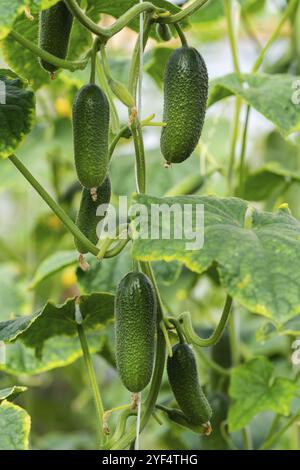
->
(74, 176, 111, 254)
(161, 46, 208, 164)
(39, 1, 73, 73)
(156, 23, 172, 42)
(115, 272, 157, 393)
(167, 343, 212, 425)
(73, 84, 110, 189)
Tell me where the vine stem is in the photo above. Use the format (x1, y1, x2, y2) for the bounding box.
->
(228, 308, 240, 367)
(89, 39, 100, 85)
(252, 0, 298, 73)
(238, 105, 250, 197)
(259, 412, 300, 450)
(224, 0, 241, 194)
(179, 295, 233, 347)
(160, 0, 210, 23)
(10, 30, 88, 72)
(9, 154, 100, 256)
(77, 323, 105, 447)
(174, 23, 188, 46)
(237, 0, 297, 196)
(224, 0, 240, 74)
(64, 0, 165, 38)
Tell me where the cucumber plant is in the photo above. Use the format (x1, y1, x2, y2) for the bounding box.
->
(1, 0, 300, 452)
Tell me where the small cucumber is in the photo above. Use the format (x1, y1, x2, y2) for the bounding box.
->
(161, 46, 208, 164)
(115, 272, 157, 393)
(167, 343, 212, 425)
(74, 176, 111, 254)
(156, 23, 172, 42)
(39, 1, 73, 73)
(73, 84, 110, 189)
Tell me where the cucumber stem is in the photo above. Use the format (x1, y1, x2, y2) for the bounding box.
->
(10, 30, 88, 72)
(77, 323, 105, 447)
(174, 23, 188, 47)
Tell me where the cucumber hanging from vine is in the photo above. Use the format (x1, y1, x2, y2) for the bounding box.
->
(160, 46, 208, 164)
(167, 342, 212, 430)
(115, 271, 157, 393)
(39, 1, 73, 74)
(72, 84, 110, 190)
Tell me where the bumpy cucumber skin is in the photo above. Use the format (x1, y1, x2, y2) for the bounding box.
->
(74, 176, 111, 254)
(161, 46, 208, 164)
(73, 84, 110, 189)
(115, 272, 157, 393)
(39, 1, 73, 73)
(167, 343, 212, 425)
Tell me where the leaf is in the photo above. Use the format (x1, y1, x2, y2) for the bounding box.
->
(131, 194, 300, 326)
(145, 47, 173, 88)
(0, 293, 114, 356)
(30, 250, 78, 289)
(0, 401, 30, 450)
(244, 161, 300, 201)
(0, 69, 35, 158)
(0, 1, 25, 40)
(0, 386, 27, 403)
(0, 332, 106, 375)
(208, 73, 300, 137)
(228, 357, 298, 431)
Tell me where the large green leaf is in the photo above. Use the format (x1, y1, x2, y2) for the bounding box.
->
(208, 73, 300, 137)
(131, 194, 300, 326)
(0, 332, 106, 375)
(145, 47, 173, 88)
(0, 69, 35, 159)
(244, 162, 300, 201)
(0, 401, 30, 450)
(0, 293, 114, 355)
(0, 386, 27, 403)
(0, 1, 25, 40)
(30, 250, 78, 289)
(228, 357, 298, 431)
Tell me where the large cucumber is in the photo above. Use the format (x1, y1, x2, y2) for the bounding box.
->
(161, 46, 208, 164)
(39, 1, 73, 73)
(115, 272, 157, 393)
(74, 176, 111, 254)
(167, 343, 212, 425)
(73, 84, 110, 189)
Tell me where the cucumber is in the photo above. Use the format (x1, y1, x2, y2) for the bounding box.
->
(74, 176, 111, 254)
(167, 343, 212, 425)
(73, 84, 110, 189)
(39, 1, 73, 73)
(156, 23, 172, 42)
(115, 272, 157, 393)
(160, 46, 208, 164)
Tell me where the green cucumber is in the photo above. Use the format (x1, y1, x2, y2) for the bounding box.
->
(115, 272, 157, 393)
(73, 84, 110, 189)
(39, 1, 73, 73)
(167, 343, 212, 425)
(156, 23, 172, 42)
(161, 46, 208, 164)
(74, 176, 111, 254)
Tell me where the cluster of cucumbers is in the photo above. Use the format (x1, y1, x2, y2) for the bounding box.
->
(39, 2, 211, 433)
